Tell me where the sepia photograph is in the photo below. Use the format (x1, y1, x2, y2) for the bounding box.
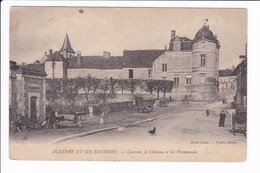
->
(8, 6, 247, 162)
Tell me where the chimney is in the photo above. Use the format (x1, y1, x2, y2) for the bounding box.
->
(171, 30, 176, 39)
(103, 51, 110, 58)
(49, 49, 53, 55)
(239, 55, 246, 63)
(76, 51, 81, 65)
(173, 36, 181, 52)
(245, 43, 247, 58)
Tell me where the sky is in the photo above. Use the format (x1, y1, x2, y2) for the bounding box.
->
(10, 7, 247, 69)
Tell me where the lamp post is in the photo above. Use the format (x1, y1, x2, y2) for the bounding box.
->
(216, 80, 219, 101)
(105, 79, 108, 123)
(52, 59, 55, 79)
(103, 77, 109, 123)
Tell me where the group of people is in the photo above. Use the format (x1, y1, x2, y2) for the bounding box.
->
(46, 105, 83, 128)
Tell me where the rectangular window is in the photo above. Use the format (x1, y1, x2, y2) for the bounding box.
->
(200, 73, 206, 84)
(148, 69, 152, 79)
(162, 63, 167, 72)
(174, 77, 179, 86)
(186, 74, 192, 85)
(201, 54, 206, 67)
(129, 69, 133, 79)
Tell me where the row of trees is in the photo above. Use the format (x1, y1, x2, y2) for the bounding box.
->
(46, 75, 174, 110)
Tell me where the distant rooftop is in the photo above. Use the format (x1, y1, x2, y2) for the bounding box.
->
(219, 69, 234, 77)
(123, 49, 165, 68)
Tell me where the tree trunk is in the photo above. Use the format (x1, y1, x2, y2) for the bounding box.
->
(111, 84, 114, 94)
(163, 90, 166, 98)
(157, 89, 160, 99)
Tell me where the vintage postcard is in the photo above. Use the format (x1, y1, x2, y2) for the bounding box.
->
(9, 7, 247, 161)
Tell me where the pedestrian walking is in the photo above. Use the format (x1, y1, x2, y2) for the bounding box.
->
(206, 109, 210, 117)
(74, 113, 79, 127)
(46, 105, 53, 129)
(219, 110, 226, 127)
(49, 109, 56, 129)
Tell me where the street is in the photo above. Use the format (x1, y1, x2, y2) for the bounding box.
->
(69, 102, 244, 144)
(9, 100, 246, 161)
(60, 101, 246, 161)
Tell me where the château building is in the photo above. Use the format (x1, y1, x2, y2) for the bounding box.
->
(40, 23, 220, 101)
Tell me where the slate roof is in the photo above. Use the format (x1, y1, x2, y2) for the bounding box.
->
(18, 63, 47, 77)
(45, 51, 68, 62)
(181, 41, 193, 51)
(68, 56, 124, 69)
(178, 37, 192, 41)
(59, 33, 75, 53)
(169, 37, 193, 51)
(193, 25, 218, 43)
(231, 58, 247, 76)
(123, 50, 165, 68)
(219, 69, 233, 77)
(67, 50, 164, 69)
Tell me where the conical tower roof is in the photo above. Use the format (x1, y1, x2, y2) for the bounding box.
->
(59, 33, 75, 53)
(193, 25, 218, 43)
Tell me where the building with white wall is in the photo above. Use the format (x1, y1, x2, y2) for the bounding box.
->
(219, 69, 237, 92)
(41, 22, 220, 101)
(153, 24, 220, 101)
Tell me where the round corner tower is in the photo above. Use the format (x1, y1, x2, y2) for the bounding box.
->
(191, 24, 220, 101)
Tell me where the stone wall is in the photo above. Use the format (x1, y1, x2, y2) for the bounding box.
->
(45, 61, 64, 79)
(16, 74, 26, 116)
(14, 73, 46, 123)
(190, 84, 218, 102)
(67, 68, 123, 79)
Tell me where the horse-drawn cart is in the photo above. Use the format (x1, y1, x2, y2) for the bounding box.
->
(137, 99, 154, 113)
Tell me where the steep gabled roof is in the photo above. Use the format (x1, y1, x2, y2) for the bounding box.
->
(68, 56, 124, 69)
(123, 50, 165, 68)
(39, 53, 49, 64)
(231, 59, 247, 76)
(59, 33, 75, 53)
(45, 51, 67, 62)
